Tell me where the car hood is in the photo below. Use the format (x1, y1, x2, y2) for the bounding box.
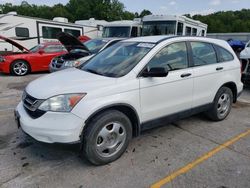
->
(240, 48, 250, 59)
(57, 32, 90, 53)
(0, 35, 29, 52)
(26, 68, 116, 99)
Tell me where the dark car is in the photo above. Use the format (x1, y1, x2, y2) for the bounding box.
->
(227, 39, 245, 52)
(49, 32, 123, 72)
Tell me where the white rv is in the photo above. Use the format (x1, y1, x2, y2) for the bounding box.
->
(102, 19, 142, 38)
(0, 12, 99, 51)
(75, 18, 108, 37)
(142, 15, 207, 37)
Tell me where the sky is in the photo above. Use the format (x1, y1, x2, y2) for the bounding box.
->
(0, 0, 249, 16)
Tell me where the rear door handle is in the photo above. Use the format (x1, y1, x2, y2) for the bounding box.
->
(180, 73, 192, 78)
(216, 67, 224, 71)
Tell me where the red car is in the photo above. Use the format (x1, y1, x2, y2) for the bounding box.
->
(0, 36, 67, 76)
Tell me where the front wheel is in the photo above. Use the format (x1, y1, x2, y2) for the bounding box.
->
(81, 110, 132, 165)
(206, 87, 233, 121)
(10, 60, 30, 76)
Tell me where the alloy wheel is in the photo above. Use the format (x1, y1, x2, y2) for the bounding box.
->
(13, 62, 28, 75)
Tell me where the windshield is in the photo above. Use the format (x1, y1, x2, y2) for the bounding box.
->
(29, 44, 45, 53)
(81, 42, 154, 77)
(142, 21, 177, 36)
(103, 26, 131, 37)
(84, 39, 109, 54)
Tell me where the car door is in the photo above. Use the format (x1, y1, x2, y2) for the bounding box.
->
(190, 41, 223, 107)
(139, 42, 194, 123)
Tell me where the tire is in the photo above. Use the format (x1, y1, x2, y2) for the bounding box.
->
(81, 110, 132, 165)
(206, 87, 233, 121)
(10, 60, 30, 76)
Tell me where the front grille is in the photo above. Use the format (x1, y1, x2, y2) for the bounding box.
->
(22, 91, 46, 119)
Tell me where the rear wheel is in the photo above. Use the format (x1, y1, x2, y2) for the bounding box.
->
(81, 110, 132, 165)
(206, 87, 233, 121)
(10, 60, 30, 76)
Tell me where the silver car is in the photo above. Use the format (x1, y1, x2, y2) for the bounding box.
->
(49, 34, 123, 72)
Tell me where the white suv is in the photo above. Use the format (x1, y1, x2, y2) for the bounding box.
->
(15, 36, 243, 165)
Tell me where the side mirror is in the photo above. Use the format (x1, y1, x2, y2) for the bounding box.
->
(38, 49, 45, 54)
(141, 67, 169, 77)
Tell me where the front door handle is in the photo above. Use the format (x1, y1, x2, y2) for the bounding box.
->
(216, 67, 224, 71)
(180, 73, 192, 78)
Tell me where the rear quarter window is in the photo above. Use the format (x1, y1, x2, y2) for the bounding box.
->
(190, 42, 217, 66)
(215, 45, 234, 62)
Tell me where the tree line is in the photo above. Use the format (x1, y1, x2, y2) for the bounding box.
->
(0, 1, 250, 33)
(0, 0, 152, 22)
(187, 9, 250, 33)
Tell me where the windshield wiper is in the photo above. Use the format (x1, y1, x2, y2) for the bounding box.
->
(84, 68, 103, 76)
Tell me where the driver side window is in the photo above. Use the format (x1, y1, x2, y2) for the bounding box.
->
(147, 42, 188, 71)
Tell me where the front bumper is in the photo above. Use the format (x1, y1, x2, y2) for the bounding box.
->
(49, 63, 69, 73)
(15, 102, 85, 143)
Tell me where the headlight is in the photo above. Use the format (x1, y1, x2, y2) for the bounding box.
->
(64, 60, 80, 67)
(38, 93, 86, 112)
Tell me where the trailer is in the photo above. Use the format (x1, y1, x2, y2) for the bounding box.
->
(142, 15, 207, 37)
(0, 12, 99, 51)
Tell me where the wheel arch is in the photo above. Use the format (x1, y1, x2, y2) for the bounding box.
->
(84, 103, 141, 137)
(10, 59, 31, 73)
(220, 82, 237, 103)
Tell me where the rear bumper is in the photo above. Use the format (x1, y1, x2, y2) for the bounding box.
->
(237, 82, 244, 99)
(237, 90, 243, 98)
(242, 73, 250, 85)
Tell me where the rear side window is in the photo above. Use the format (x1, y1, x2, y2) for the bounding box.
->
(147, 42, 188, 71)
(131, 27, 138, 37)
(215, 45, 234, 62)
(190, 42, 217, 66)
(201, 30, 205, 36)
(15, 27, 29, 37)
(177, 22, 183, 35)
(185, 27, 191, 36)
(192, 28, 197, 36)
